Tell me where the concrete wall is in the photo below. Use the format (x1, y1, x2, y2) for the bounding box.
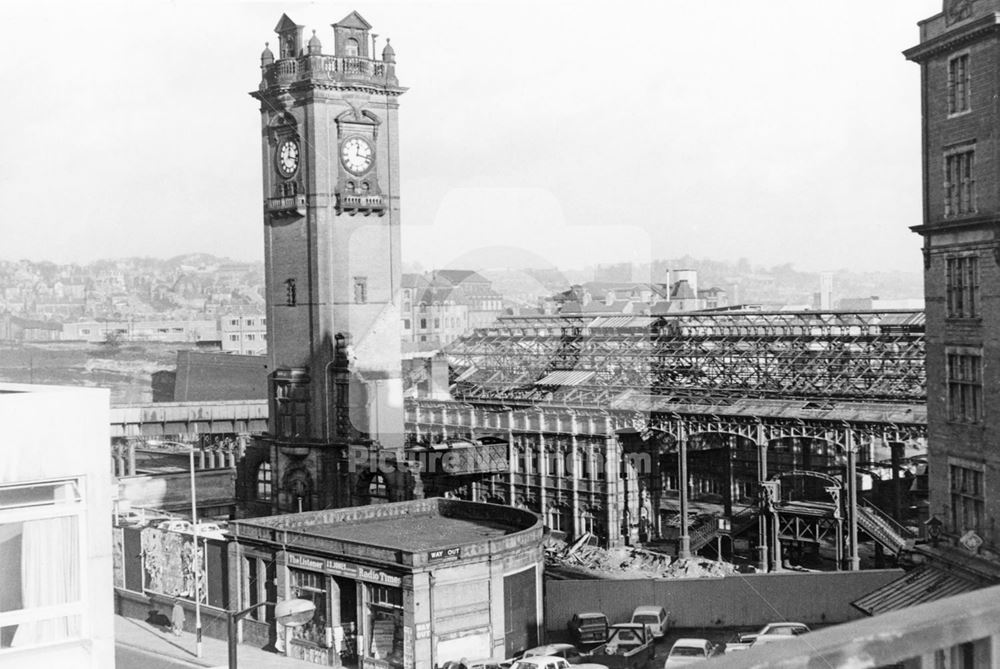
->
(117, 468, 236, 513)
(544, 570, 903, 633)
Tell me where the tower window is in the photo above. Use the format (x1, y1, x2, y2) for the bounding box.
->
(946, 348, 982, 423)
(345, 37, 360, 58)
(945, 255, 979, 318)
(944, 146, 976, 217)
(256, 462, 272, 500)
(285, 278, 297, 306)
(368, 473, 389, 504)
(354, 277, 368, 304)
(274, 377, 309, 437)
(948, 53, 971, 115)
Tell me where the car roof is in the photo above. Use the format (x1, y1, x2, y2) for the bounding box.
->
(515, 656, 567, 665)
(467, 658, 508, 664)
(631, 606, 663, 614)
(671, 638, 710, 648)
(576, 612, 607, 618)
(528, 644, 573, 652)
(770, 622, 807, 628)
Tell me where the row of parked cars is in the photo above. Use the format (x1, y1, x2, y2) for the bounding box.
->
(442, 614, 812, 669)
(569, 606, 717, 669)
(567, 608, 812, 665)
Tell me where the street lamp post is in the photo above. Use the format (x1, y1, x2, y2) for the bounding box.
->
(150, 438, 203, 658)
(228, 599, 316, 669)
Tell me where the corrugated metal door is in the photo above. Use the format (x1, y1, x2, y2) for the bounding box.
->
(504, 567, 537, 657)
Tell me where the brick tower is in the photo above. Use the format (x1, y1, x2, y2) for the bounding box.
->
(906, 0, 1000, 551)
(248, 11, 414, 513)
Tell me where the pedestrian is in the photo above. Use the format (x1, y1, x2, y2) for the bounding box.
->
(171, 597, 185, 637)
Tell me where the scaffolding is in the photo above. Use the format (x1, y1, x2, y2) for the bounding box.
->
(446, 310, 925, 408)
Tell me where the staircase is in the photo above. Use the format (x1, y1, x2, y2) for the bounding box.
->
(856, 499, 915, 556)
(687, 506, 760, 553)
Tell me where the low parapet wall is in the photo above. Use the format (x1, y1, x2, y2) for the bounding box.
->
(545, 569, 903, 631)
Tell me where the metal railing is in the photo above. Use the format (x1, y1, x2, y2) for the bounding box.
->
(857, 499, 915, 555)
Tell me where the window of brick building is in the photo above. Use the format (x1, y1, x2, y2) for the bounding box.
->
(945, 255, 979, 318)
(948, 53, 971, 116)
(944, 146, 976, 217)
(947, 348, 982, 423)
(949, 460, 984, 533)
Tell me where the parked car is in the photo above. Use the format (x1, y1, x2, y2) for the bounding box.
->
(629, 605, 669, 640)
(588, 623, 655, 669)
(568, 612, 610, 645)
(726, 622, 811, 652)
(156, 519, 227, 540)
(157, 519, 192, 533)
(467, 658, 512, 669)
(522, 644, 584, 664)
(663, 638, 716, 666)
(509, 656, 572, 669)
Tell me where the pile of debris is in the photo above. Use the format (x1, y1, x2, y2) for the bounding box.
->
(545, 533, 738, 580)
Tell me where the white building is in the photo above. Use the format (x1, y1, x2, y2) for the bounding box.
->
(0, 383, 115, 668)
(219, 313, 267, 354)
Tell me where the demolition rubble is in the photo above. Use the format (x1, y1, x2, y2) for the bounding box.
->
(544, 533, 738, 580)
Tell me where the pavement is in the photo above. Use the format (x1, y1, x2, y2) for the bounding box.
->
(115, 614, 319, 669)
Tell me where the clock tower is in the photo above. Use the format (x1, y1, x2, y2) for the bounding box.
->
(251, 11, 414, 513)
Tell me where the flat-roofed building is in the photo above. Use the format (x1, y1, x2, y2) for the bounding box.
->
(229, 498, 544, 668)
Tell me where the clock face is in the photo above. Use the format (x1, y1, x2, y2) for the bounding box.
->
(341, 137, 374, 175)
(277, 140, 299, 176)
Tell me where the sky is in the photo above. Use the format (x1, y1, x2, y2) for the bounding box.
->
(0, 0, 942, 273)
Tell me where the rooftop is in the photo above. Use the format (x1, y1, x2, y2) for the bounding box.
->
(231, 497, 542, 568)
(305, 514, 512, 551)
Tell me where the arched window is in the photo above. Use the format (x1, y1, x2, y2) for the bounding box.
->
(256, 462, 272, 500)
(344, 38, 360, 57)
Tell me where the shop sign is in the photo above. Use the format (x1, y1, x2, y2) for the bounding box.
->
(415, 622, 431, 640)
(288, 553, 325, 571)
(404, 626, 414, 669)
(428, 547, 461, 562)
(358, 566, 403, 587)
(287, 552, 402, 587)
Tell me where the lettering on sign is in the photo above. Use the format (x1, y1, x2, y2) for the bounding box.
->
(359, 566, 403, 587)
(288, 553, 402, 586)
(288, 553, 325, 571)
(415, 622, 431, 639)
(427, 547, 461, 562)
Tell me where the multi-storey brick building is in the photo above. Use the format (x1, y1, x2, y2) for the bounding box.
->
(906, 0, 1000, 554)
(247, 11, 417, 513)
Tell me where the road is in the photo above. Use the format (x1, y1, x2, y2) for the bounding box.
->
(116, 645, 202, 669)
